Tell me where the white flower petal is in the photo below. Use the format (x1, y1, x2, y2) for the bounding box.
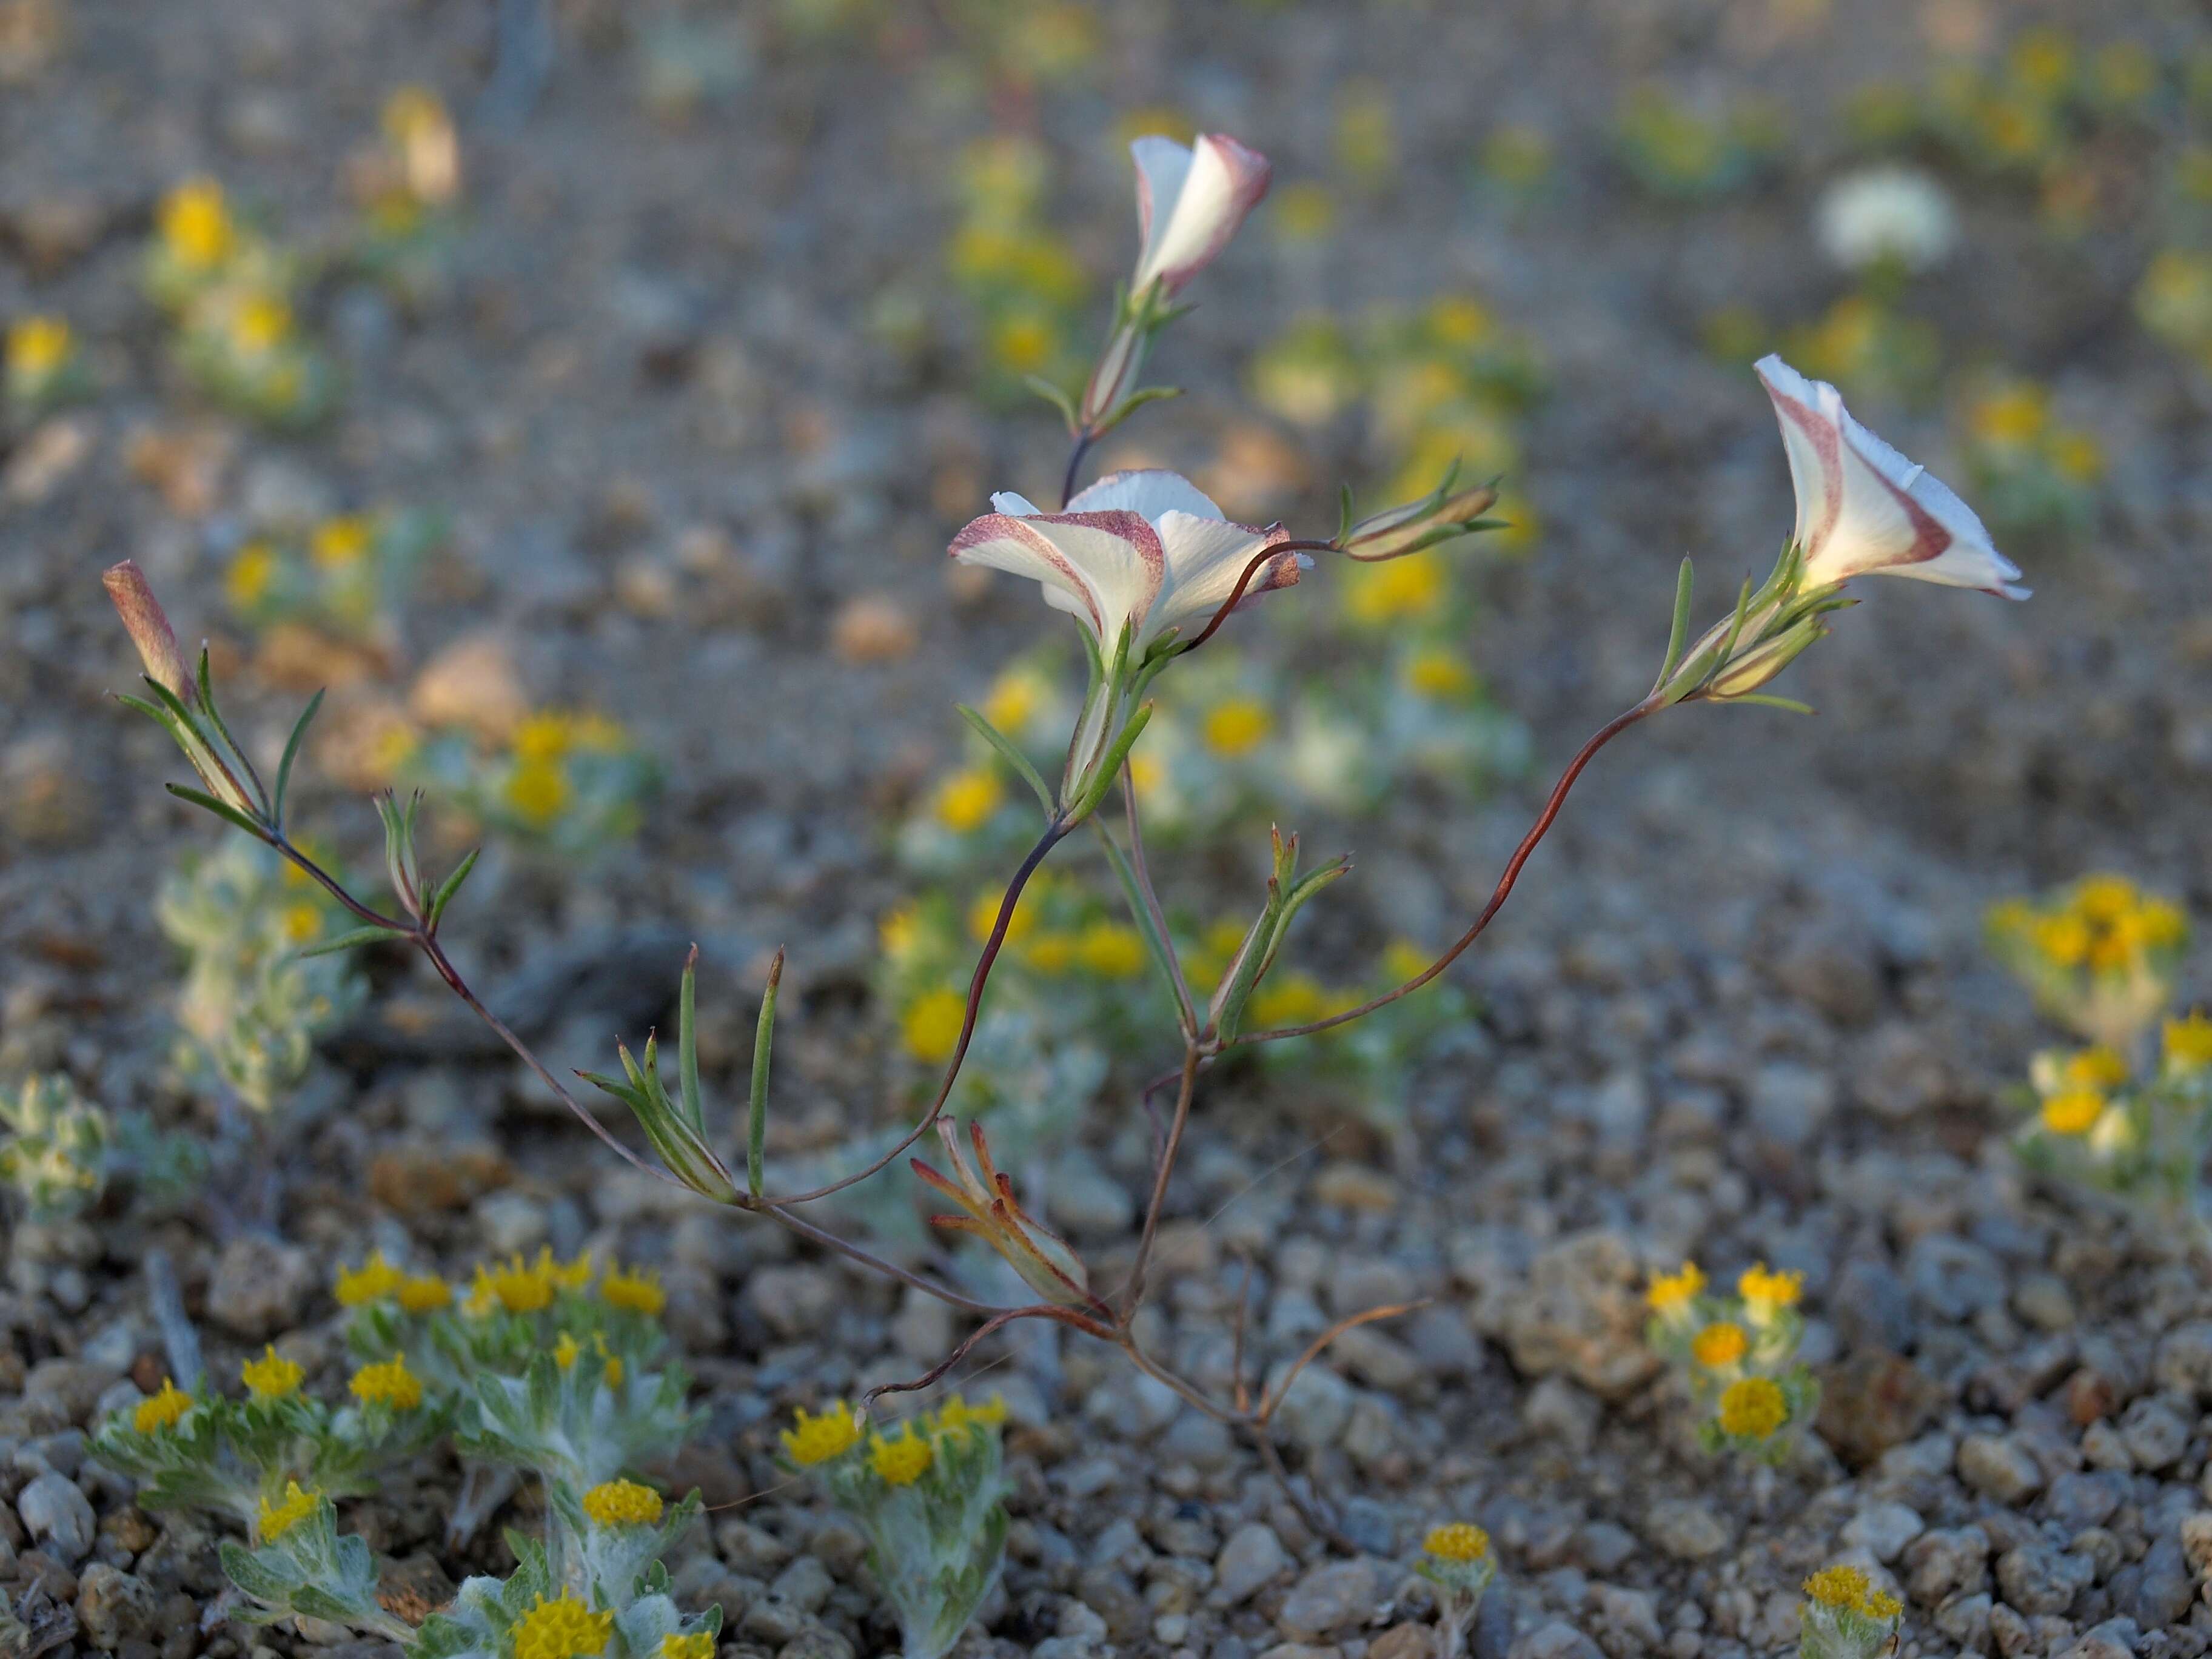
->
(1147, 511, 1301, 642)
(1067, 468, 1224, 522)
(949, 510, 1164, 646)
(1755, 353, 2026, 600)
(1129, 133, 1272, 297)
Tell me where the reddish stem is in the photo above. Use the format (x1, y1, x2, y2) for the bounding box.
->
(1227, 697, 1661, 1047)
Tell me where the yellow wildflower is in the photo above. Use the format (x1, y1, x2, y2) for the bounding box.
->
(600, 1264, 666, 1317)
(581, 1478, 663, 1527)
(554, 1332, 581, 1370)
(932, 768, 1003, 834)
(1406, 650, 1475, 700)
(660, 1637, 714, 1659)
(2071, 874, 2138, 923)
(989, 314, 1055, 375)
(133, 1378, 193, 1434)
(870, 1424, 933, 1486)
(982, 669, 1039, 734)
(2034, 913, 2091, 967)
(1717, 1376, 1788, 1440)
(931, 1393, 1007, 1438)
(1076, 921, 1146, 979)
(513, 712, 574, 763)
(2134, 898, 2188, 950)
(783, 1402, 862, 1466)
(241, 1346, 304, 1401)
(1691, 1322, 1748, 1368)
(1246, 973, 1332, 1029)
(553, 1251, 594, 1290)
(226, 542, 280, 611)
(1202, 698, 1273, 757)
(397, 1273, 452, 1313)
(1382, 940, 1432, 984)
(506, 759, 570, 826)
(161, 178, 234, 270)
(256, 1481, 319, 1543)
(1646, 1262, 1704, 1316)
(2040, 1089, 2104, 1136)
(512, 1593, 615, 1659)
(281, 901, 324, 943)
(1737, 1264, 1803, 1322)
(310, 515, 374, 569)
(1423, 1521, 1490, 1562)
(901, 987, 967, 1064)
(7, 315, 73, 381)
(349, 1354, 423, 1411)
(2063, 1047, 2130, 1091)
(595, 1333, 623, 1388)
(472, 1248, 566, 1313)
(335, 1250, 405, 1307)
(880, 902, 919, 957)
(2165, 1011, 2212, 1073)
(226, 292, 292, 355)
(1803, 1563, 1900, 1620)
(1344, 552, 1446, 625)
(1022, 930, 1078, 974)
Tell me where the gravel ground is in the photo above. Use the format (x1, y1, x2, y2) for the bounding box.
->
(7, 3, 2212, 1658)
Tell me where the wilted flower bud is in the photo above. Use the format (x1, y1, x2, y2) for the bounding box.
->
(102, 561, 196, 705)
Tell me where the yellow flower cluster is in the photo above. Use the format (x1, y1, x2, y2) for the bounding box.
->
(932, 768, 1004, 834)
(1717, 1376, 1788, 1440)
(869, 1423, 933, 1487)
(161, 178, 236, 272)
(581, 1478, 664, 1527)
(1991, 874, 2187, 976)
(469, 1247, 592, 1315)
(134, 1378, 193, 1435)
(1737, 1262, 1803, 1322)
(1423, 1521, 1491, 1563)
(348, 1353, 423, 1411)
(2167, 1012, 2212, 1074)
(512, 1593, 614, 1659)
(241, 1346, 304, 1401)
(783, 1401, 863, 1466)
(1691, 1322, 1748, 1368)
(659, 1636, 714, 1659)
(1202, 698, 1274, 758)
(335, 1249, 406, 1307)
(900, 987, 968, 1064)
(7, 315, 73, 383)
(600, 1265, 666, 1317)
(256, 1480, 320, 1543)
(930, 1392, 1008, 1438)
(552, 1330, 623, 1386)
(1646, 1262, 1704, 1316)
(1803, 1564, 1902, 1621)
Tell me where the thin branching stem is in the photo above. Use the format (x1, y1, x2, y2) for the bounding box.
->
(1227, 697, 1663, 1047)
(763, 814, 1070, 1205)
(1119, 764, 1194, 1033)
(1059, 432, 1094, 511)
(1121, 1045, 1202, 1318)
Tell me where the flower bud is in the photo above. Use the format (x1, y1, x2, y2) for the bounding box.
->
(1702, 615, 1828, 700)
(1340, 477, 1500, 562)
(102, 561, 195, 705)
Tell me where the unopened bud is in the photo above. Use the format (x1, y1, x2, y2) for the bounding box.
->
(1704, 616, 1827, 699)
(1341, 478, 1500, 562)
(102, 561, 195, 704)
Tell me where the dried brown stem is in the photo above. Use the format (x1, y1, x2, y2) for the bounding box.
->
(1121, 1045, 1202, 1318)
(862, 1303, 1112, 1412)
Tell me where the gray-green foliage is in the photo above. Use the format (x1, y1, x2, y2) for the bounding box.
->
(157, 839, 365, 1112)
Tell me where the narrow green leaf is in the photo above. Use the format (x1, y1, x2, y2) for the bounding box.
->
(296, 925, 406, 959)
(1071, 702, 1155, 823)
(677, 948, 703, 1134)
(1335, 483, 1355, 546)
(164, 782, 270, 841)
(193, 648, 268, 816)
(1727, 693, 1817, 715)
(424, 847, 480, 933)
(1654, 557, 1695, 692)
(748, 950, 782, 1200)
(1021, 374, 1080, 432)
(271, 689, 324, 831)
(1091, 820, 1187, 1019)
(956, 703, 1056, 817)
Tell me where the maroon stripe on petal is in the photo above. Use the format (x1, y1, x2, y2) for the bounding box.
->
(1767, 387, 1843, 555)
(948, 512, 1107, 635)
